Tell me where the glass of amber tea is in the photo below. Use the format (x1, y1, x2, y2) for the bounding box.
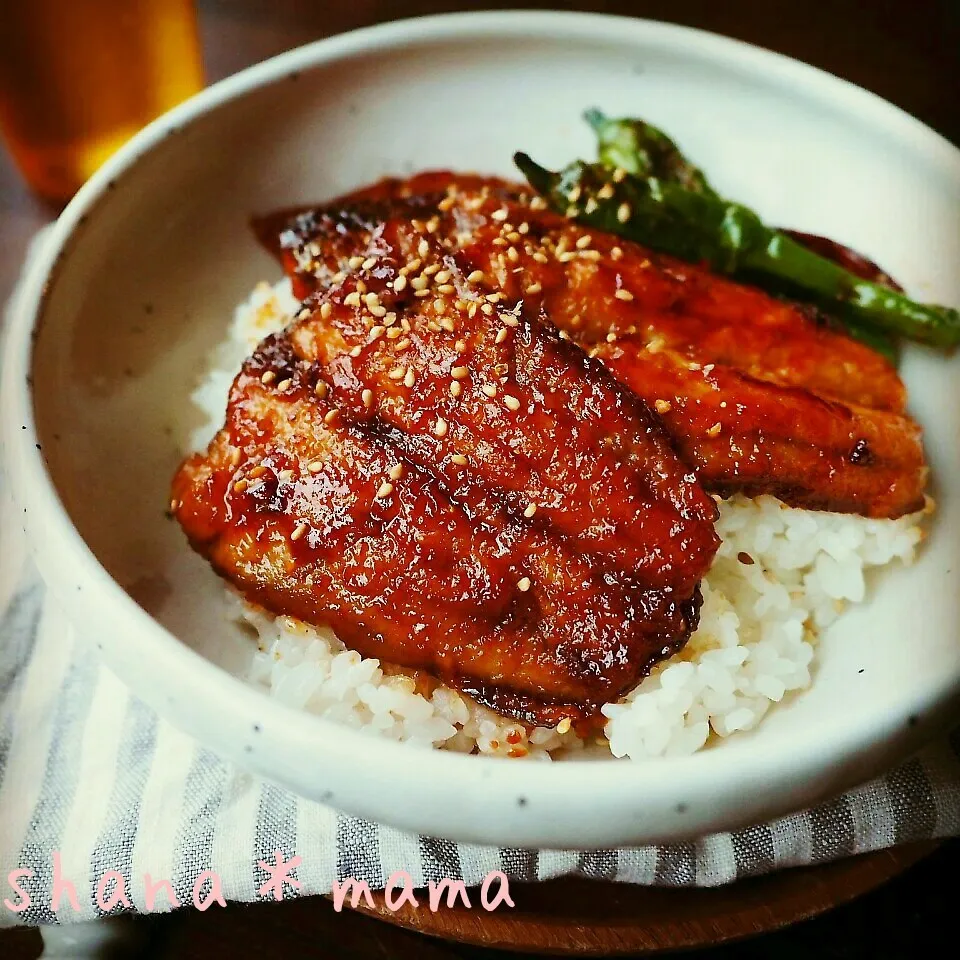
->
(0, 0, 204, 203)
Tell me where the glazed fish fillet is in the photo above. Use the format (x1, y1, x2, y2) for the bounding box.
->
(172, 227, 720, 725)
(261, 172, 925, 518)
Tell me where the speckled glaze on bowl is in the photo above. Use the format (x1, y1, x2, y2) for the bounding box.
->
(3, 12, 960, 848)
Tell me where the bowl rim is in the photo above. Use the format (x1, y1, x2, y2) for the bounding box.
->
(3, 9, 959, 847)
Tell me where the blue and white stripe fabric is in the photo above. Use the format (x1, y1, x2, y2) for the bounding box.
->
(2, 235, 959, 927)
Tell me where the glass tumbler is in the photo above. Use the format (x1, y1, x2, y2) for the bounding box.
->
(0, 0, 204, 203)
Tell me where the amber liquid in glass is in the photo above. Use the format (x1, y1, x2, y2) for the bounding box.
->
(0, 0, 203, 202)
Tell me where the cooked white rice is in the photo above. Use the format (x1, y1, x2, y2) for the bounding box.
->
(189, 279, 926, 761)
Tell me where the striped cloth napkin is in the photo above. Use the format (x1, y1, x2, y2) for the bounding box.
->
(2, 232, 960, 927)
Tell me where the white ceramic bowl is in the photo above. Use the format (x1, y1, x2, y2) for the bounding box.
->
(3, 12, 960, 848)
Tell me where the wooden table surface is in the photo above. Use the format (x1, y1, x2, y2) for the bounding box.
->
(1, 1, 957, 957)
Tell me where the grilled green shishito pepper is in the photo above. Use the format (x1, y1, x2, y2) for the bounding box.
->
(584, 109, 718, 197)
(513, 151, 960, 350)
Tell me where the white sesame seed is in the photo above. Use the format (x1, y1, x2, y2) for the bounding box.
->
(278, 469, 294, 482)
(532, 251, 549, 264)
(393, 274, 408, 292)
(597, 182, 615, 200)
(450, 381, 462, 397)
(707, 422, 722, 437)
(323, 409, 339, 424)
(467, 270, 485, 283)
(450, 366, 468, 379)
(344, 291, 361, 307)
(291, 522, 308, 541)
(411, 275, 429, 291)
(495, 328, 508, 344)
(434, 417, 448, 438)
(362, 256, 377, 270)
(503, 395, 521, 411)
(576, 235, 592, 249)
(450, 453, 468, 465)
(384, 312, 397, 326)
(617, 202, 632, 223)
(655, 399, 672, 414)
(556, 717, 572, 734)
(395, 338, 411, 351)
(260, 371, 276, 385)
(501, 313, 519, 327)
(348, 255, 364, 269)
(314, 381, 329, 399)
(523, 503, 537, 518)
(370, 325, 385, 339)
(440, 318, 456, 333)
(403, 368, 416, 388)
(364, 292, 380, 309)
(491, 208, 508, 221)
(507, 246, 519, 263)
(389, 463, 404, 481)
(276, 378, 292, 391)
(517, 576, 532, 592)
(525, 282, 542, 294)
(612, 167, 627, 182)
(388, 366, 405, 380)
(349, 347, 362, 358)
(436, 284, 456, 294)
(482, 383, 498, 398)
(376, 481, 394, 499)
(606, 332, 618, 343)
(418, 238, 430, 257)
(434, 269, 451, 284)
(362, 388, 373, 407)
(455, 339, 467, 352)
(433, 298, 445, 312)
(481, 303, 494, 316)
(307, 461, 323, 473)
(320, 302, 333, 319)
(387, 327, 402, 340)
(558, 251, 577, 263)
(423, 263, 441, 276)
(615, 289, 634, 301)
